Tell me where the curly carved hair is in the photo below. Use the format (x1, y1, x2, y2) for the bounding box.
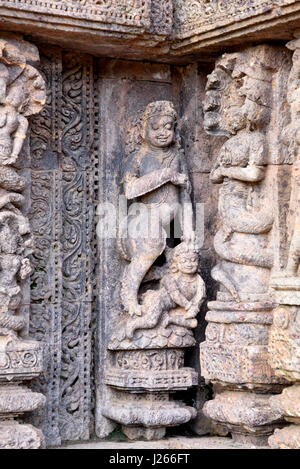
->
(143, 101, 177, 123)
(125, 100, 181, 159)
(170, 242, 199, 273)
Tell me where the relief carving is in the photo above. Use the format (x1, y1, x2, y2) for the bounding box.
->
(118, 101, 195, 317)
(0, 37, 47, 449)
(28, 48, 96, 446)
(200, 45, 288, 446)
(103, 101, 205, 440)
(204, 48, 276, 302)
(268, 35, 300, 450)
(174, 1, 299, 39)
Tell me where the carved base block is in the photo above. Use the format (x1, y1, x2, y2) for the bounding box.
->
(0, 384, 46, 418)
(104, 367, 198, 392)
(270, 276, 300, 306)
(0, 383, 46, 449)
(269, 306, 300, 382)
(122, 426, 166, 441)
(103, 391, 196, 440)
(203, 389, 284, 446)
(0, 336, 44, 382)
(268, 296, 300, 449)
(268, 384, 300, 449)
(0, 336, 45, 448)
(269, 425, 300, 449)
(0, 421, 45, 449)
(200, 302, 286, 389)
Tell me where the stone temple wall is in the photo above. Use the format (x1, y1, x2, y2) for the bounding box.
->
(0, 0, 299, 451)
(22, 47, 218, 446)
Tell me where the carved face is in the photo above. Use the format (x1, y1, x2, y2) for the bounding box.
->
(144, 115, 175, 148)
(177, 251, 198, 274)
(225, 105, 246, 135)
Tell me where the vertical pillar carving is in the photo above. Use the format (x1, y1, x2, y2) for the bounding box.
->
(28, 48, 96, 446)
(269, 35, 300, 450)
(200, 45, 289, 446)
(102, 101, 205, 439)
(0, 36, 46, 449)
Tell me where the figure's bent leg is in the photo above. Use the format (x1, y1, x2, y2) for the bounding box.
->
(125, 291, 164, 339)
(121, 236, 166, 317)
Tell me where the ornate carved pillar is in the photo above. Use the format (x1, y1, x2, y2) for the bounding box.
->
(0, 36, 46, 449)
(102, 101, 204, 439)
(268, 35, 300, 450)
(200, 45, 290, 446)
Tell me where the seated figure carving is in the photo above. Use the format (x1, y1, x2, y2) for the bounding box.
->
(125, 242, 206, 339)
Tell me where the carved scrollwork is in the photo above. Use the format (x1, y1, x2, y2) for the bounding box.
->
(174, 0, 285, 38)
(115, 350, 184, 371)
(28, 48, 96, 445)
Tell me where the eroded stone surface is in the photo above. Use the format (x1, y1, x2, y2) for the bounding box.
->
(103, 101, 205, 439)
(0, 1, 299, 61)
(0, 3, 299, 451)
(200, 44, 290, 445)
(0, 36, 46, 449)
(268, 36, 300, 450)
(0, 421, 45, 449)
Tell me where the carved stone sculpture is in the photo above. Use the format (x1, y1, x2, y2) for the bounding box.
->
(200, 45, 288, 446)
(103, 101, 205, 439)
(268, 35, 300, 450)
(118, 101, 195, 317)
(0, 37, 46, 449)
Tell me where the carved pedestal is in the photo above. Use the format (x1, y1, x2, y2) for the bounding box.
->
(201, 300, 285, 445)
(268, 280, 300, 449)
(0, 336, 45, 448)
(104, 346, 197, 440)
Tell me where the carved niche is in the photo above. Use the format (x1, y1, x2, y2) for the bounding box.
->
(200, 45, 291, 446)
(102, 101, 205, 440)
(0, 36, 46, 449)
